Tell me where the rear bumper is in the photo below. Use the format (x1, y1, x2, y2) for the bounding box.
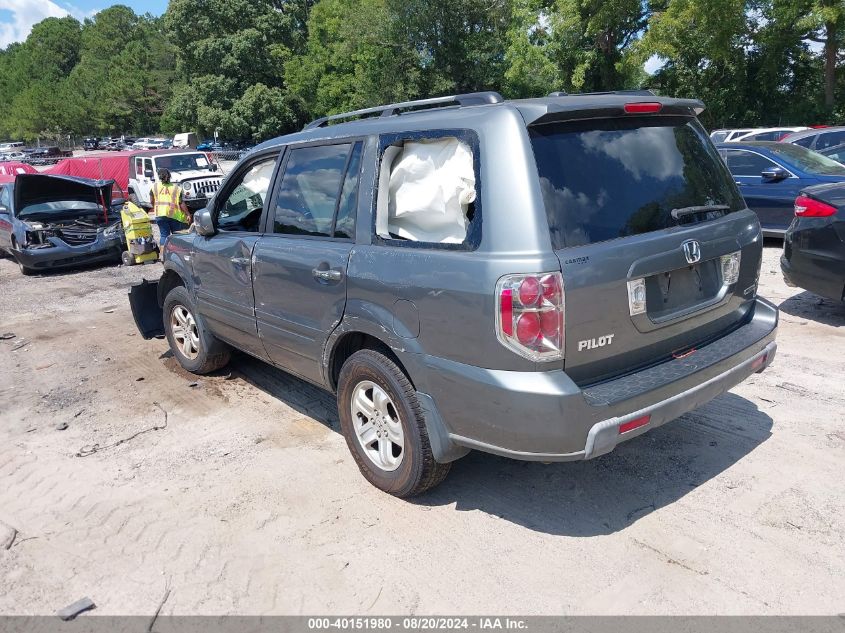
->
(418, 298, 778, 462)
(15, 234, 124, 270)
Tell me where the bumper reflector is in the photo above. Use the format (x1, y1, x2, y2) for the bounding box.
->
(751, 353, 767, 371)
(619, 415, 651, 435)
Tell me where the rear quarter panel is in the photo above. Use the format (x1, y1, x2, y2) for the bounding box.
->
(344, 107, 564, 380)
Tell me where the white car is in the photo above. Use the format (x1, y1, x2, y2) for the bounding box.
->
(131, 137, 165, 150)
(127, 151, 223, 211)
(0, 142, 24, 153)
(710, 129, 755, 143)
(729, 127, 810, 142)
(0, 151, 26, 162)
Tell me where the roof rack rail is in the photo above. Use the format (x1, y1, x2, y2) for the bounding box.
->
(303, 91, 504, 130)
(547, 89, 657, 98)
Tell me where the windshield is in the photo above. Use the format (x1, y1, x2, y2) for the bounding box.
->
(530, 117, 744, 248)
(765, 143, 845, 176)
(154, 153, 212, 173)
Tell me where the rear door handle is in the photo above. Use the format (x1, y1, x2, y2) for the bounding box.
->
(312, 268, 342, 282)
(231, 257, 250, 266)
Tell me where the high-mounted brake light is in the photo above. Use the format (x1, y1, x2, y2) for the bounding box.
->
(795, 195, 837, 217)
(624, 102, 663, 114)
(496, 272, 564, 362)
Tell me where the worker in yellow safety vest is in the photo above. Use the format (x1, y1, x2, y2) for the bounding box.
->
(153, 167, 192, 249)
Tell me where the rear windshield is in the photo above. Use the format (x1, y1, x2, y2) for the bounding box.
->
(531, 117, 744, 248)
(764, 142, 845, 176)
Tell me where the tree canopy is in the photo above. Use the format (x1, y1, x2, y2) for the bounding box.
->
(0, 0, 841, 143)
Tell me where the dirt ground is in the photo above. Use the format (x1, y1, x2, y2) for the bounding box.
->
(0, 244, 843, 616)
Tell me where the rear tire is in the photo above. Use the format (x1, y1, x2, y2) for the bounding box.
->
(337, 349, 450, 497)
(162, 286, 230, 374)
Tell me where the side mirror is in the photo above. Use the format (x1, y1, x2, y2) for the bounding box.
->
(144, 169, 154, 179)
(194, 208, 216, 237)
(761, 166, 789, 182)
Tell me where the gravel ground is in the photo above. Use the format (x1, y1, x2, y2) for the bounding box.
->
(0, 244, 843, 615)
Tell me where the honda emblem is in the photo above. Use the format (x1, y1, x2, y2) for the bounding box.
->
(682, 240, 701, 264)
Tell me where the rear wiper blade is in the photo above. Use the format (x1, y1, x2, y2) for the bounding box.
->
(671, 205, 730, 220)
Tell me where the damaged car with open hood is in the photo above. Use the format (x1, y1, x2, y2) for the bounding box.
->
(0, 173, 125, 275)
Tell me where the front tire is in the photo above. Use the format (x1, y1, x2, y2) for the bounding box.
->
(337, 350, 450, 497)
(121, 250, 134, 266)
(10, 239, 34, 275)
(162, 286, 230, 374)
(17, 259, 35, 276)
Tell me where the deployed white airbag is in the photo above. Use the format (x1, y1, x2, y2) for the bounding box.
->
(377, 137, 476, 243)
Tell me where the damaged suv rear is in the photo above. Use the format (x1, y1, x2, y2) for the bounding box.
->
(129, 91, 778, 496)
(0, 174, 124, 275)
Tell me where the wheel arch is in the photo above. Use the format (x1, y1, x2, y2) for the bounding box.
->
(328, 327, 469, 466)
(157, 268, 187, 307)
(327, 331, 413, 393)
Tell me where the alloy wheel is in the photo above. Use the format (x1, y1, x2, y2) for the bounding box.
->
(170, 304, 200, 360)
(350, 380, 404, 471)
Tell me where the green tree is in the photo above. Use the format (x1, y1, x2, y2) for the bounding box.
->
(163, 0, 310, 138)
(796, 0, 845, 109)
(285, 0, 422, 117)
(389, 0, 511, 95)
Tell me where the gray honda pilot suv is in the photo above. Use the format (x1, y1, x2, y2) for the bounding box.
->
(129, 91, 778, 497)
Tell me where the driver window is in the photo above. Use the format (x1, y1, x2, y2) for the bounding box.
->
(218, 156, 278, 232)
(725, 150, 778, 177)
(272, 144, 351, 236)
(0, 186, 11, 210)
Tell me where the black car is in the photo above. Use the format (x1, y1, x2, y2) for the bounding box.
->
(83, 137, 99, 151)
(781, 182, 845, 302)
(24, 146, 71, 165)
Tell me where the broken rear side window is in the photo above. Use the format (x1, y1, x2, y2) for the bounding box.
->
(375, 131, 480, 249)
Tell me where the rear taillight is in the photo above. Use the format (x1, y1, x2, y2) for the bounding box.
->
(795, 195, 837, 217)
(496, 272, 564, 362)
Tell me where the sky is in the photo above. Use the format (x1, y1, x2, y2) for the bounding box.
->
(0, 0, 167, 48)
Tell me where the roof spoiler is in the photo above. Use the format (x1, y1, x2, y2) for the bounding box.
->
(525, 97, 706, 127)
